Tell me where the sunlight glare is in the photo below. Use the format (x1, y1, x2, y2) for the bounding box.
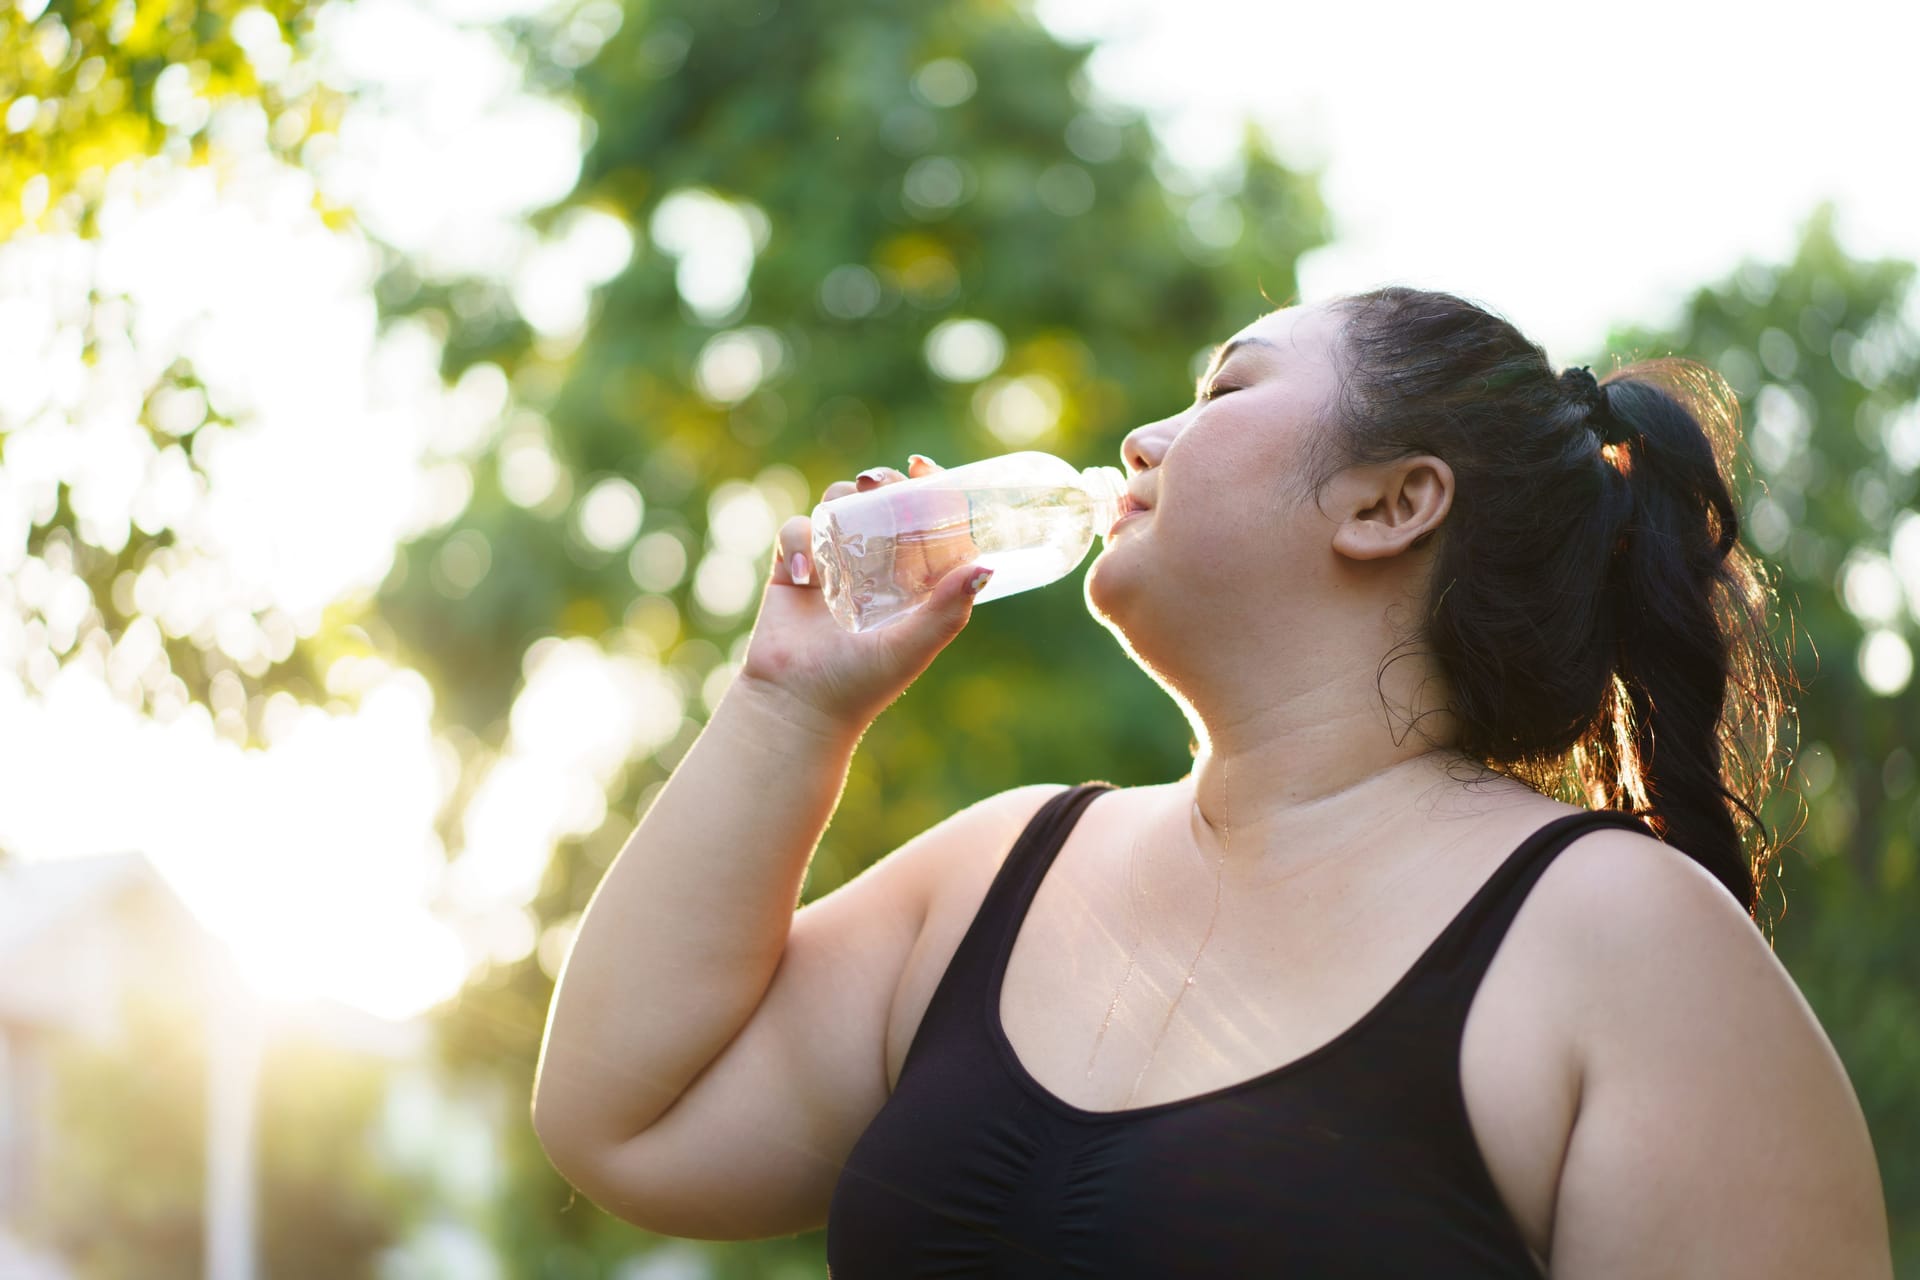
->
(446, 640, 683, 911)
(0, 664, 465, 1019)
(0, 0, 600, 1021)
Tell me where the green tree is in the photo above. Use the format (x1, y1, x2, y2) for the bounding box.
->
(0, 0, 351, 722)
(255, 1037, 435, 1280)
(391, 0, 1330, 1271)
(1604, 203, 1920, 1268)
(0, 0, 337, 239)
(38, 995, 207, 1278)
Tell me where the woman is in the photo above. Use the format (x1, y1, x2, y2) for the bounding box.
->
(531, 288, 1894, 1276)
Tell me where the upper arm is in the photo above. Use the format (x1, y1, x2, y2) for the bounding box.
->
(579, 782, 1067, 1241)
(1543, 833, 1893, 1278)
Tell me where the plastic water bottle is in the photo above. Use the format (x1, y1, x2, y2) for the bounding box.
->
(810, 450, 1130, 633)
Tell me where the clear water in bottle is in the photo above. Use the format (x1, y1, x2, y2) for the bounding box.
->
(810, 451, 1128, 633)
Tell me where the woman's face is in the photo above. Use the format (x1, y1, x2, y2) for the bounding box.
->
(1087, 303, 1351, 631)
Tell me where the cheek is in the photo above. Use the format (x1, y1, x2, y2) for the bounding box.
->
(1177, 453, 1321, 575)
(1172, 422, 1294, 520)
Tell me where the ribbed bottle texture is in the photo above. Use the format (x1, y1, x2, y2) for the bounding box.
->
(810, 451, 1129, 633)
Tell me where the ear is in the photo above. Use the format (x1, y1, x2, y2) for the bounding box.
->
(1328, 455, 1453, 561)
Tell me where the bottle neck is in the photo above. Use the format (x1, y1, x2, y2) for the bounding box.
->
(1079, 464, 1128, 538)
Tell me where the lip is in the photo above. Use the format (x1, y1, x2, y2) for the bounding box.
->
(1107, 506, 1148, 538)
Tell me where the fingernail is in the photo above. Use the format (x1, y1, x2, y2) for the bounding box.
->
(909, 453, 935, 468)
(790, 552, 810, 585)
(965, 568, 994, 595)
(856, 468, 886, 484)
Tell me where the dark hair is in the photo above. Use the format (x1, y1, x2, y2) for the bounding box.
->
(1310, 286, 1795, 925)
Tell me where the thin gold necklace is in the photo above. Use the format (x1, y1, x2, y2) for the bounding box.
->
(1083, 758, 1229, 1107)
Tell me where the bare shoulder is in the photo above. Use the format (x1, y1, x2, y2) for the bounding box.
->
(845, 781, 1073, 931)
(1526, 822, 1764, 971)
(1525, 825, 1829, 1046)
(972, 779, 1085, 837)
(1524, 825, 1894, 1277)
(941, 781, 1081, 883)
(918, 780, 1115, 918)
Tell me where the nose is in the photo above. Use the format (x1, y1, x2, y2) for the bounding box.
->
(1120, 410, 1184, 474)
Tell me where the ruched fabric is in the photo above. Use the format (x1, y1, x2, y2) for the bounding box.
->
(826, 782, 1652, 1277)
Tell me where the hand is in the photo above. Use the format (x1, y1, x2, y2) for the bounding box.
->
(736, 455, 991, 733)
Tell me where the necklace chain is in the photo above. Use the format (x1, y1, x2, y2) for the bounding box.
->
(1083, 758, 1229, 1107)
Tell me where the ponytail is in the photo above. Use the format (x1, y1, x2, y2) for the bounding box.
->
(1321, 288, 1795, 926)
(1578, 363, 1789, 915)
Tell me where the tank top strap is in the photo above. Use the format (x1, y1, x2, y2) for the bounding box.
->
(989, 782, 1118, 935)
(955, 783, 1116, 990)
(1407, 808, 1658, 1018)
(896, 780, 1117, 1083)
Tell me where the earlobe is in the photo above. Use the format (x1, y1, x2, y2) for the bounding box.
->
(1331, 515, 1408, 562)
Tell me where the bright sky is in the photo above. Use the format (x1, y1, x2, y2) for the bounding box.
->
(1040, 0, 1920, 360)
(4, 0, 1916, 1022)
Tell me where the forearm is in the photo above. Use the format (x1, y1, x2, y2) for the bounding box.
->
(531, 675, 864, 1152)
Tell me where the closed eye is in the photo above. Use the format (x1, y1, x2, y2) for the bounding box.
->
(1200, 382, 1241, 402)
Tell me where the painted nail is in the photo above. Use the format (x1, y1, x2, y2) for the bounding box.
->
(909, 453, 936, 468)
(965, 568, 994, 595)
(856, 467, 887, 484)
(790, 552, 810, 585)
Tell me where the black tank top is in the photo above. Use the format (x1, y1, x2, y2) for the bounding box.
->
(826, 781, 1655, 1277)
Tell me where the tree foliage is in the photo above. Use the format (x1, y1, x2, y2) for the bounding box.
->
(1, 0, 352, 736)
(0, 0, 337, 240)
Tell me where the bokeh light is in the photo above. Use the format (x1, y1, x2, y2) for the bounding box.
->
(1858, 628, 1914, 696)
(575, 476, 645, 553)
(650, 189, 765, 321)
(925, 317, 1007, 382)
(974, 373, 1064, 447)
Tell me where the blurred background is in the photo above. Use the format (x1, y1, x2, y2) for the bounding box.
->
(1, 0, 1916, 1274)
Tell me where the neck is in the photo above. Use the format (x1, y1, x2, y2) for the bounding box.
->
(1171, 665, 1498, 882)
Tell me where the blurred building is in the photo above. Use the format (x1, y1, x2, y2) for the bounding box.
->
(0, 851, 430, 1280)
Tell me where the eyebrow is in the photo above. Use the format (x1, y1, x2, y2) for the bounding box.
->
(1193, 335, 1280, 397)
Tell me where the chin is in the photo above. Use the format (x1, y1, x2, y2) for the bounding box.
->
(1083, 549, 1142, 630)
(1086, 583, 1171, 691)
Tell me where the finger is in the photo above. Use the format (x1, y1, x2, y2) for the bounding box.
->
(883, 559, 989, 653)
(773, 515, 814, 586)
(907, 453, 943, 476)
(822, 479, 858, 502)
(854, 466, 905, 492)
